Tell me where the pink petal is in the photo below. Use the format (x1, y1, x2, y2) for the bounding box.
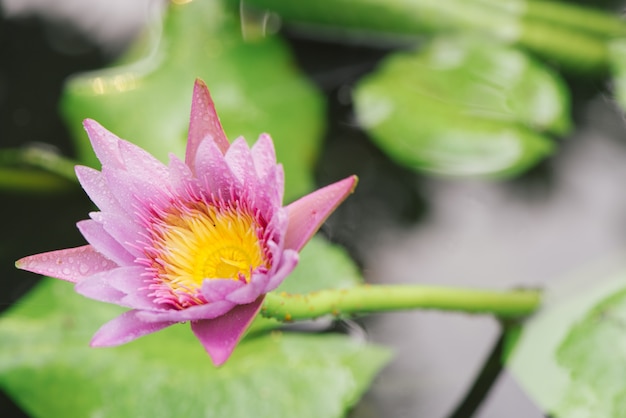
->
(194, 138, 238, 198)
(90, 211, 144, 258)
(15, 245, 117, 283)
(201, 278, 245, 302)
(74, 266, 154, 309)
(254, 164, 284, 215)
(284, 175, 358, 251)
(191, 296, 265, 366)
(83, 119, 124, 169)
(225, 273, 268, 305)
(265, 249, 299, 292)
(225, 137, 257, 191)
(186, 79, 230, 170)
(251, 133, 277, 179)
(168, 154, 199, 200)
(77, 219, 136, 266)
(136, 299, 235, 322)
(103, 166, 171, 218)
(90, 310, 175, 347)
(118, 137, 169, 184)
(75, 166, 126, 215)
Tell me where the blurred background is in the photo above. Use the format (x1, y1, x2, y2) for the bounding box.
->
(3, 0, 626, 417)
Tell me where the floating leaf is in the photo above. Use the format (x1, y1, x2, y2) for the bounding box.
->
(239, 0, 617, 74)
(0, 277, 390, 418)
(609, 38, 626, 115)
(61, 0, 324, 201)
(507, 267, 626, 416)
(354, 37, 571, 177)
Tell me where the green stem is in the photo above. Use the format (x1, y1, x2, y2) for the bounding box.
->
(0, 147, 79, 193)
(0, 168, 75, 194)
(261, 285, 541, 322)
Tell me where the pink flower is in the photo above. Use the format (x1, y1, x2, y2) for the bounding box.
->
(16, 79, 356, 366)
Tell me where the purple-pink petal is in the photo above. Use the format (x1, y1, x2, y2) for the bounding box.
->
(284, 175, 358, 251)
(191, 296, 265, 366)
(194, 137, 238, 198)
(201, 278, 245, 302)
(75, 166, 126, 215)
(83, 119, 125, 169)
(224, 137, 257, 191)
(186, 79, 230, 169)
(89, 211, 145, 259)
(16, 245, 117, 283)
(265, 249, 299, 292)
(74, 270, 127, 306)
(251, 133, 277, 179)
(136, 299, 235, 322)
(77, 219, 135, 266)
(90, 310, 175, 347)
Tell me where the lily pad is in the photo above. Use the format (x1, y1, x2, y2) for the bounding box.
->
(354, 37, 570, 177)
(0, 276, 390, 418)
(507, 267, 626, 416)
(61, 0, 325, 202)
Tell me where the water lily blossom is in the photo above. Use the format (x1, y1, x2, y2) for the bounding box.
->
(16, 79, 357, 366)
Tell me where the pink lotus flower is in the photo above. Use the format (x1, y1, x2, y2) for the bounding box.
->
(17, 79, 356, 366)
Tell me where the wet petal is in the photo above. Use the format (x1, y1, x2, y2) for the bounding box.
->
(225, 273, 268, 305)
(75, 166, 126, 215)
(83, 119, 124, 169)
(74, 266, 155, 310)
(90, 310, 175, 347)
(77, 219, 135, 266)
(136, 299, 235, 322)
(118, 138, 169, 184)
(284, 176, 358, 251)
(191, 296, 264, 366)
(251, 133, 277, 179)
(201, 278, 245, 302)
(90, 211, 144, 258)
(168, 154, 200, 200)
(186, 79, 230, 170)
(225, 137, 257, 191)
(265, 249, 299, 292)
(16, 245, 117, 283)
(195, 137, 238, 198)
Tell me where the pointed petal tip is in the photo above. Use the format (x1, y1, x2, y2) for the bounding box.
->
(191, 296, 265, 366)
(284, 175, 358, 251)
(186, 79, 230, 169)
(15, 245, 117, 283)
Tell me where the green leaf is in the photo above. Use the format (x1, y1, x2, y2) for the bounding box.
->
(0, 278, 390, 418)
(354, 37, 570, 177)
(276, 236, 362, 294)
(609, 39, 626, 115)
(506, 267, 626, 416)
(238, 0, 615, 74)
(61, 0, 325, 202)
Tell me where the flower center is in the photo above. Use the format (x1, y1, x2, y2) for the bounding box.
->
(145, 201, 269, 308)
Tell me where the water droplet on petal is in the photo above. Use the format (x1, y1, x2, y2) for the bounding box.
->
(79, 264, 90, 275)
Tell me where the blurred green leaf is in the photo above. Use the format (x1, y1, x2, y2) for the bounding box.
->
(0, 277, 390, 418)
(276, 236, 362, 294)
(61, 0, 325, 202)
(240, 0, 618, 74)
(507, 267, 626, 417)
(354, 38, 570, 177)
(609, 39, 626, 115)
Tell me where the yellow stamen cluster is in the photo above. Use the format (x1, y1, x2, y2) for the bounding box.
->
(151, 202, 268, 299)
